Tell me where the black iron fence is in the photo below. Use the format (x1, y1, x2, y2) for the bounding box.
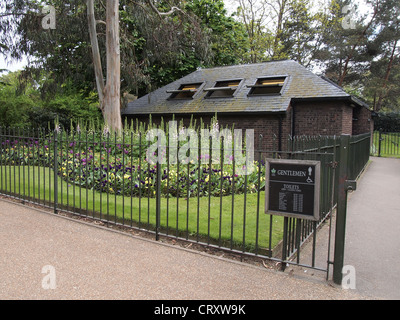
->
(0, 127, 370, 275)
(372, 131, 400, 157)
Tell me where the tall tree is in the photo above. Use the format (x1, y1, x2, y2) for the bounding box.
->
(312, 0, 375, 86)
(337, 0, 380, 86)
(1, 0, 212, 131)
(232, 0, 323, 62)
(266, 0, 291, 59)
(280, 0, 322, 67)
(233, 0, 272, 62)
(87, 0, 121, 132)
(365, 0, 400, 111)
(184, 0, 249, 67)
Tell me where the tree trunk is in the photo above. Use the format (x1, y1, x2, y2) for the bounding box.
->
(273, 0, 286, 58)
(375, 39, 398, 111)
(87, 0, 122, 134)
(87, 0, 105, 111)
(104, 0, 122, 133)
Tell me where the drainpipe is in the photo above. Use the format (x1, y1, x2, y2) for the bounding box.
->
(291, 103, 296, 138)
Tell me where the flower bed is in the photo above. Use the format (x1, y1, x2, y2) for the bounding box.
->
(0, 126, 266, 198)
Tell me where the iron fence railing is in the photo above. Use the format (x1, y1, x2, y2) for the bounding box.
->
(372, 131, 400, 157)
(349, 133, 372, 180)
(0, 127, 370, 272)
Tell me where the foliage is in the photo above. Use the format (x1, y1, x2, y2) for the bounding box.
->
(1, 0, 399, 114)
(0, 71, 35, 127)
(313, 0, 400, 111)
(0, 0, 213, 97)
(0, 71, 102, 128)
(373, 111, 400, 132)
(185, 0, 249, 66)
(280, 0, 322, 67)
(232, 0, 271, 63)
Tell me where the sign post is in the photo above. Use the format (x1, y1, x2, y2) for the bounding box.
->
(265, 159, 321, 221)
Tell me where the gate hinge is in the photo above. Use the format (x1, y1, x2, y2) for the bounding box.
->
(345, 180, 357, 191)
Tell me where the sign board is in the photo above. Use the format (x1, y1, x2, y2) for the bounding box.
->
(265, 159, 320, 221)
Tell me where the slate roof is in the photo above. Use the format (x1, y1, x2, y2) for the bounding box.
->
(122, 60, 366, 116)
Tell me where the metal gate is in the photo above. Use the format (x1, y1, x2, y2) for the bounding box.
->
(372, 131, 400, 157)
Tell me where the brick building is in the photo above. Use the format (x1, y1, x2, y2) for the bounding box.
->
(122, 60, 373, 151)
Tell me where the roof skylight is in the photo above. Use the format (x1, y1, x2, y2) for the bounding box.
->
(167, 83, 204, 100)
(247, 76, 287, 96)
(204, 79, 242, 98)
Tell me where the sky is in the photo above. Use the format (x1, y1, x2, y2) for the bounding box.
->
(0, 55, 28, 73)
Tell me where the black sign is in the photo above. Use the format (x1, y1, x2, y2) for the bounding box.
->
(265, 159, 320, 221)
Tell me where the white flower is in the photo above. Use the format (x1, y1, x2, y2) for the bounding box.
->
(103, 125, 110, 136)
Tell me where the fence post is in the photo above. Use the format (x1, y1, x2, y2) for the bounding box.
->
(53, 130, 58, 214)
(281, 217, 288, 271)
(155, 148, 161, 241)
(378, 130, 382, 157)
(332, 134, 350, 285)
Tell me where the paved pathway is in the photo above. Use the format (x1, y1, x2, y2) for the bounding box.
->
(0, 198, 365, 300)
(279, 156, 400, 300)
(344, 156, 400, 299)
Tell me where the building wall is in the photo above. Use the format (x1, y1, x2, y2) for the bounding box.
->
(352, 105, 374, 135)
(124, 100, 372, 153)
(290, 101, 372, 137)
(126, 113, 284, 152)
(290, 101, 353, 136)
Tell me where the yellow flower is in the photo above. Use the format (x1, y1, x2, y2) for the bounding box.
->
(124, 174, 130, 179)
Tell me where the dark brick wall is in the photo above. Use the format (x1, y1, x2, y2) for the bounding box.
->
(289, 101, 371, 137)
(352, 105, 374, 135)
(124, 100, 372, 152)
(125, 113, 284, 151)
(290, 101, 353, 136)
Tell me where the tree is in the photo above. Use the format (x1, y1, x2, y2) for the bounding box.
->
(312, 0, 399, 111)
(311, 0, 378, 91)
(337, 0, 380, 86)
(184, 0, 249, 67)
(232, 0, 325, 63)
(1, 0, 212, 132)
(233, 0, 270, 62)
(0, 71, 34, 127)
(266, 0, 291, 59)
(280, 0, 322, 67)
(1, 1, 98, 95)
(87, 0, 121, 133)
(0, 71, 101, 128)
(364, 0, 400, 111)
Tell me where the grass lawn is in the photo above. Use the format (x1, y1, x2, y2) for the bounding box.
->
(0, 165, 284, 254)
